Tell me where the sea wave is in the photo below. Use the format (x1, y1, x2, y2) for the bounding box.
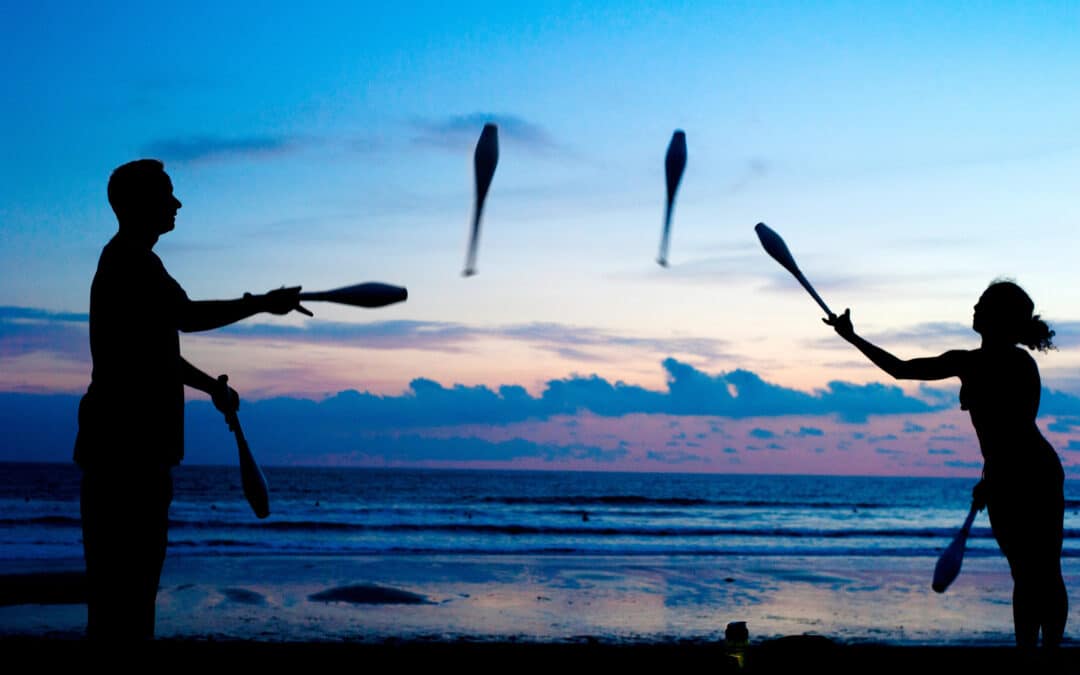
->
(474, 495, 887, 508)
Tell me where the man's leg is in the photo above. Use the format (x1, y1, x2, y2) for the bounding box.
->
(81, 467, 173, 640)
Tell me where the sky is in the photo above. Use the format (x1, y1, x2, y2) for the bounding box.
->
(4, 1, 1080, 475)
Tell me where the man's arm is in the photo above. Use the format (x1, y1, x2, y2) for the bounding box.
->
(181, 357, 239, 419)
(177, 286, 311, 332)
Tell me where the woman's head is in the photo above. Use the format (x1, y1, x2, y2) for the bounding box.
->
(973, 280, 1055, 351)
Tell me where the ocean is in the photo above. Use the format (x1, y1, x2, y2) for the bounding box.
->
(5, 462, 1080, 643)
(4, 462, 1079, 562)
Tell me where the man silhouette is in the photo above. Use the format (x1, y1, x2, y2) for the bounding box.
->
(74, 159, 309, 640)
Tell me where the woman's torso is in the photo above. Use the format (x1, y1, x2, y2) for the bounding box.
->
(959, 345, 1061, 486)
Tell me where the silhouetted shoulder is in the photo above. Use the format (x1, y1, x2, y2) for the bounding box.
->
(959, 345, 1040, 415)
(939, 349, 974, 369)
(896, 348, 971, 380)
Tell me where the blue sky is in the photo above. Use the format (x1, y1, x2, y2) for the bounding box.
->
(4, 2, 1080, 473)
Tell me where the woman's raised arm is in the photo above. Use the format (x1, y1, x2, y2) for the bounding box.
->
(825, 309, 966, 381)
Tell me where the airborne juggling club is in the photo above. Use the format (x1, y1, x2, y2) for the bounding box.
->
(464, 123, 499, 276)
(658, 129, 687, 267)
(754, 222, 834, 317)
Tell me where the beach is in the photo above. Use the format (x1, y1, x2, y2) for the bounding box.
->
(4, 465, 1080, 670)
(3, 554, 1080, 672)
(4, 553, 1080, 643)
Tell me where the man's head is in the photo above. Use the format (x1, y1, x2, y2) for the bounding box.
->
(107, 159, 182, 237)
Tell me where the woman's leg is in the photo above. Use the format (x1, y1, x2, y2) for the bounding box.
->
(990, 498, 1039, 650)
(1040, 562, 1067, 649)
(1036, 490, 1067, 650)
(990, 482, 1067, 650)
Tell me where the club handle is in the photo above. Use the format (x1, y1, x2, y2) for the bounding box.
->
(794, 271, 834, 317)
(218, 375, 270, 519)
(657, 209, 672, 267)
(463, 209, 481, 277)
(959, 501, 978, 535)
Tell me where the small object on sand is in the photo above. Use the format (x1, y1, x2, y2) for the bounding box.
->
(309, 584, 432, 605)
(725, 621, 749, 670)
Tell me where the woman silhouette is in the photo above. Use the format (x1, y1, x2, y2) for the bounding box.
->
(825, 280, 1066, 652)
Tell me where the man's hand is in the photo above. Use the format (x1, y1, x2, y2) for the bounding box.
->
(246, 286, 313, 317)
(213, 374, 240, 430)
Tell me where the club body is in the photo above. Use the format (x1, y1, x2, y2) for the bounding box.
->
(658, 130, 687, 267)
(754, 222, 834, 317)
(464, 123, 499, 276)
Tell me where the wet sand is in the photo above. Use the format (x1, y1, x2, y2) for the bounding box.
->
(1, 553, 1078, 671)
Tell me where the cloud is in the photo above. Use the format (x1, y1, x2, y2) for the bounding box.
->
(944, 460, 982, 469)
(868, 434, 898, 442)
(142, 134, 307, 163)
(1049, 417, 1080, 433)
(1046, 321, 1080, 349)
(1066, 440, 1080, 452)
(0, 393, 81, 462)
(217, 319, 731, 361)
(0, 307, 88, 323)
(354, 435, 628, 463)
(632, 251, 764, 285)
(0, 306, 89, 360)
(765, 272, 897, 306)
(490, 323, 732, 362)
(218, 319, 476, 352)
(806, 322, 977, 353)
(660, 361, 943, 423)
(749, 428, 775, 439)
(1039, 389, 1080, 417)
(0, 314, 951, 426)
(864, 322, 974, 345)
(903, 422, 926, 433)
(254, 357, 947, 427)
(646, 450, 709, 464)
(875, 448, 902, 456)
(928, 448, 955, 455)
(11, 298, 1080, 455)
(411, 113, 563, 155)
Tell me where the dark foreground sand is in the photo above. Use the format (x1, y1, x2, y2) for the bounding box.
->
(1, 636, 1077, 674)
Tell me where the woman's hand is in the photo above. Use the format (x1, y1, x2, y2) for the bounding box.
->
(823, 308, 855, 340)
